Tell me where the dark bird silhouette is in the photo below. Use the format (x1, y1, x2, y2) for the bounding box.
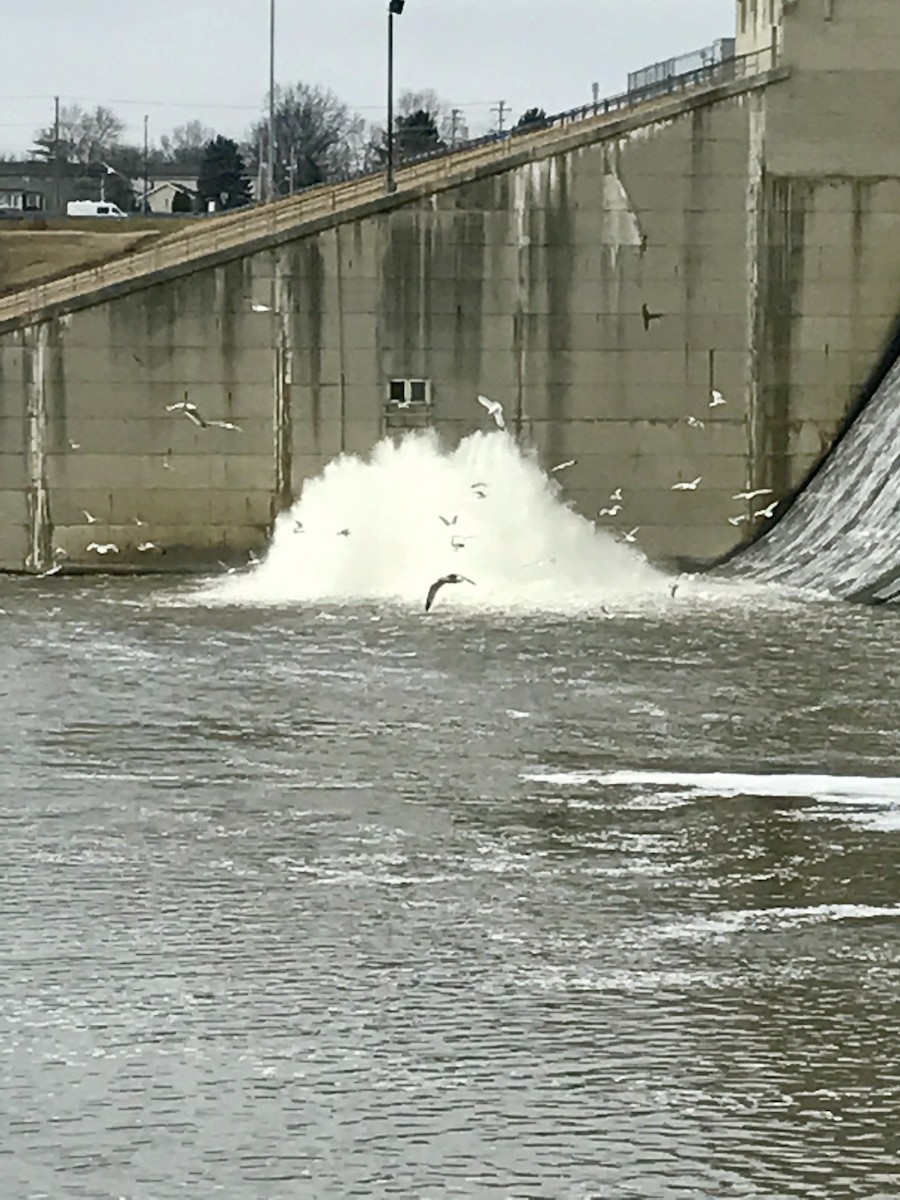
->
(424, 573, 475, 612)
(641, 302, 664, 331)
(438, 514, 458, 526)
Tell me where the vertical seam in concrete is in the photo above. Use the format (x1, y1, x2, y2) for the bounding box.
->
(745, 92, 767, 490)
(274, 251, 293, 512)
(334, 226, 347, 454)
(25, 321, 51, 572)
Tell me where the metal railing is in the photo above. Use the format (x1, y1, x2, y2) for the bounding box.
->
(0, 44, 779, 329)
(627, 37, 736, 94)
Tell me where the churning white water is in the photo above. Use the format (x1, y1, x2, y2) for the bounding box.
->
(206, 430, 669, 611)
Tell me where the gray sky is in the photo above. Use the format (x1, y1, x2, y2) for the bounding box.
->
(2, 1, 735, 155)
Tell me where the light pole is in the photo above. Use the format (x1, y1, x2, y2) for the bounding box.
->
(386, 0, 405, 194)
(267, 0, 276, 202)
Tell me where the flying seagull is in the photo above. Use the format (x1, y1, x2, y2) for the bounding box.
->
(476, 394, 505, 429)
(641, 302, 664, 331)
(82, 509, 97, 524)
(550, 459, 576, 473)
(137, 541, 160, 552)
(710, 390, 726, 408)
(471, 488, 488, 500)
(251, 302, 272, 313)
(671, 477, 702, 491)
(166, 401, 242, 432)
(686, 416, 705, 429)
(69, 439, 81, 450)
(754, 501, 778, 519)
(732, 488, 772, 501)
(438, 514, 458, 526)
(86, 542, 119, 554)
(450, 535, 475, 550)
(337, 528, 351, 537)
(425, 573, 475, 612)
(598, 504, 622, 517)
(622, 527, 640, 543)
(609, 487, 623, 503)
(728, 515, 750, 527)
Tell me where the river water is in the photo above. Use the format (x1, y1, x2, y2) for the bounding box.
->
(3, 570, 899, 1200)
(4, 432, 900, 1198)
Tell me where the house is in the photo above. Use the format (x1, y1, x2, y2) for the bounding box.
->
(0, 160, 82, 217)
(143, 179, 199, 214)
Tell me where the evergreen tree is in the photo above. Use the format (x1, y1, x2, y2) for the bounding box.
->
(197, 136, 251, 210)
(513, 108, 549, 134)
(395, 109, 445, 161)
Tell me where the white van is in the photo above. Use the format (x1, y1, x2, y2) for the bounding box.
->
(66, 200, 129, 218)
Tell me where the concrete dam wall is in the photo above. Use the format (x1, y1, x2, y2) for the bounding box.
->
(1, 0, 899, 579)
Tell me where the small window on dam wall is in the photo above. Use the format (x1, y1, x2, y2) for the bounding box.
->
(386, 379, 431, 408)
(384, 378, 433, 431)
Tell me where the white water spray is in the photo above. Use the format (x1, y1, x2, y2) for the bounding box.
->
(204, 430, 667, 611)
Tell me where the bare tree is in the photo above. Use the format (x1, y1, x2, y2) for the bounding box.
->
(158, 121, 217, 166)
(32, 104, 126, 164)
(248, 84, 364, 194)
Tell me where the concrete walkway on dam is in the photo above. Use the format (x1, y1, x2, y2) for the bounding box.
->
(0, 52, 781, 332)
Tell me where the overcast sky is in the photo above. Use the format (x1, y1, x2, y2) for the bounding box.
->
(2, 1, 735, 155)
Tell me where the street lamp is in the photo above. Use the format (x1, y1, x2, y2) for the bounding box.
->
(386, 0, 405, 194)
(267, 0, 276, 202)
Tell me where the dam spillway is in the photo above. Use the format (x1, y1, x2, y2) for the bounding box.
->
(720, 326, 900, 603)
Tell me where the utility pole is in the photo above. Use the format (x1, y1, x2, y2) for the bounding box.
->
(491, 99, 508, 134)
(142, 114, 149, 213)
(52, 96, 61, 216)
(267, 0, 276, 201)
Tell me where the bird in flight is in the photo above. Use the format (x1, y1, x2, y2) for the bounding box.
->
(728, 515, 750, 527)
(598, 504, 622, 517)
(438, 514, 458, 526)
(477, 394, 506, 429)
(622, 527, 640, 543)
(166, 401, 242, 431)
(450, 535, 475, 551)
(337, 528, 351, 537)
(609, 487, 623, 503)
(732, 488, 772, 501)
(671, 477, 702, 491)
(709, 390, 726, 408)
(82, 509, 97, 524)
(686, 416, 705, 429)
(425, 573, 475, 612)
(550, 459, 576, 473)
(754, 501, 778, 519)
(86, 542, 118, 554)
(641, 303, 664, 331)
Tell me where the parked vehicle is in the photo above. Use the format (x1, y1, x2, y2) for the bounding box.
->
(66, 200, 128, 218)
